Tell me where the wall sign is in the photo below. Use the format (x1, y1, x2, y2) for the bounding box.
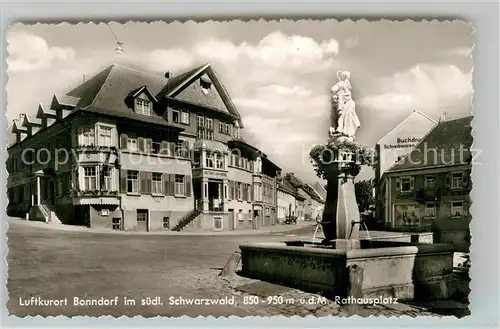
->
(383, 137, 421, 149)
(101, 209, 110, 216)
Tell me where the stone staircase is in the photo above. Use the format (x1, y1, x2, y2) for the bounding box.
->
(29, 204, 62, 224)
(172, 209, 202, 232)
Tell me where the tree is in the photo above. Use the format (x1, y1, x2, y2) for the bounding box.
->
(355, 179, 374, 212)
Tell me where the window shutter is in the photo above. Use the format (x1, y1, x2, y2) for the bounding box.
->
(410, 176, 415, 190)
(185, 175, 191, 197)
(183, 140, 189, 158)
(445, 174, 451, 187)
(169, 142, 176, 157)
(146, 138, 153, 153)
(163, 174, 170, 196)
(140, 171, 147, 193)
(120, 134, 128, 150)
(462, 171, 469, 187)
(395, 178, 401, 192)
(161, 141, 169, 155)
(138, 137, 145, 152)
(169, 174, 175, 195)
(147, 172, 152, 193)
(120, 169, 127, 193)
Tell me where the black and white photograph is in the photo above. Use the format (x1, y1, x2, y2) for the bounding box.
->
(6, 19, 473, 318)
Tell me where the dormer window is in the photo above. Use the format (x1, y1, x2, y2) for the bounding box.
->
(200, 76, 212, 95)
(135, 97, 151, 116)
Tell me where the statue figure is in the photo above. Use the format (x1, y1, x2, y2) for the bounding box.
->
(329, 70, 361, 139)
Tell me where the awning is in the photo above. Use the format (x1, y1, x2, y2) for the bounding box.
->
(193, 139, 229, 153)
(73, 196, 120, 206)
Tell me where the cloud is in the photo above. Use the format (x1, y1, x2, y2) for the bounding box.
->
(190, 31, 339, 74)
(147, 48, 195, 72)
(7, 31, 76, 72)
(257, 85, 312, 98)
(440, 46, 473, 57)
(344, 36, 359, 49)
(358, 64, 472, 113)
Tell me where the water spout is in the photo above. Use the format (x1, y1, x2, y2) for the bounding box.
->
(349, 220, 372, 248)
(312, 220, 323, 243)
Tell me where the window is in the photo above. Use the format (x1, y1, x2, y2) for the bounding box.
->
(137, 210, 148, 222)
(135, 98, 151, 116)
(112, 218, 121, 230)
(215, 153, 224, 169)
(224, 124, 230, 135)
(128, 138, 138, 151)
(197, 115, 204, 128)
(219, 122, 224, 133)
(172, 110, 180, 123)
(103, 168, 112, 190)
(213, 216, 223, 230)
(152, 142, 161, 154)
(152, 173, 162, 194)
(193, 151, 201, 168)
(180, 110, 189, 124)
(233, 126, 240, 139)
(57, 179, 63, 197)
(80, 125, 95, 145)
(173, 109, 189, 125)
(99, 126, 112, 147)
(83, 166, 97, 190)
(425, 202, 436, 218)
(175, 175, 185, 196)
(206, 152, 214, 168)
(206, 118, 213, 131)
(163, 217, 170, 230)
(127, 170, 139, 193)
(451, 201, 464, 217)
(451, 173, 463, 188)
(401, 177, 412, 192)
(200, 78, 212, 90)
(238, 210, 244, 222)
(237, 183, 243, 200)
(425, 176, 436, 189)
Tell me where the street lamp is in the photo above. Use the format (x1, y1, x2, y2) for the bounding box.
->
(107, 23, 124, 55)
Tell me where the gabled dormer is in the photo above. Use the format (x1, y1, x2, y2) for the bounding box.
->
(22, 114, 43, 137)
(11, 116, 28, 144)
(127, 86, 158, 116)
(36, 104, 57, 128)
(50, 93, 79, 120)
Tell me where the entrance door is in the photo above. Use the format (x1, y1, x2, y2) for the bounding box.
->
(137, 209, 148, 231)
(46, 178, 55, 205)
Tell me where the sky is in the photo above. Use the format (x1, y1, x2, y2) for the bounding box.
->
(6, 20, 474, 183)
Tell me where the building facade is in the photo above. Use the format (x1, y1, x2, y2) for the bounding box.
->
(277, 175, 300, 223)
(284, 173, 325, 221)
(374, 110, 437, 224)
(7, 63, 280, 232)
(381, 116, 473, 252)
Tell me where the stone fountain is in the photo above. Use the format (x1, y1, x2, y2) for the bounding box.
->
(239, 71, 457, 301)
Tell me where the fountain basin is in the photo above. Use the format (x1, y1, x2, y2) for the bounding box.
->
(239, 240, 456, 301)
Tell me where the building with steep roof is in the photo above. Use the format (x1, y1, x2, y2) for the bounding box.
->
(283, 173, 325, 221)
(380, 116, 473, 251)
(7, 63, 281, 232)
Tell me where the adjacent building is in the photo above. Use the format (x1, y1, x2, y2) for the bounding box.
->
(284, 173, 325, 221)
(380, 116, 473, 251)
(7, 63, 281, 232)
(374, 110, 437, 224)
(276, 174, 305, 222)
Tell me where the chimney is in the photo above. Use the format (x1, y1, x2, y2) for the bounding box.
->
(18, 113, 26, 122)
(165, 71, 173, 79)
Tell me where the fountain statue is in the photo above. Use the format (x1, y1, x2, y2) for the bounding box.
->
(316, 70, 365, 246)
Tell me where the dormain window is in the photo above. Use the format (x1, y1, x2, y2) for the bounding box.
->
(175, 175, 185, 196)
(99, 126, 112, 147)
(152, 173, 162, 194)
(127, 170, 139, 193)
(83, 166, 97, 190)
(135, 98, 151, 116)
